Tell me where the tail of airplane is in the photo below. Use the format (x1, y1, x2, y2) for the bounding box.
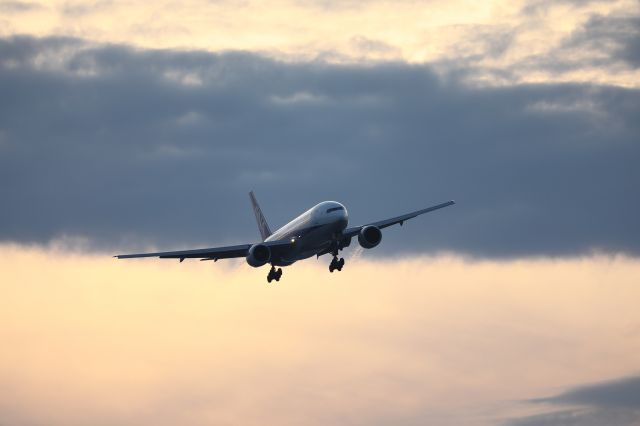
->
(249, 191, 272, 241)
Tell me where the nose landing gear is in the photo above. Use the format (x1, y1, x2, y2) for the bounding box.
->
(329, 256, 345, 273)
(267, 266, 283, 283)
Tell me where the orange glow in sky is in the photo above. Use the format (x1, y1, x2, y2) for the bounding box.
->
(1, 245, 639, 425)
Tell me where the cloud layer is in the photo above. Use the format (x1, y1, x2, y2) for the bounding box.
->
(1, 0, 638, 86)
(1, 36, 638, 257)
(509, 376, 640, 425)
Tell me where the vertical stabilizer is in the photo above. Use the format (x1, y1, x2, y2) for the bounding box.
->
(249, 191, 272, 241)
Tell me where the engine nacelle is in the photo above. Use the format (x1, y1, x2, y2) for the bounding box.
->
(358, 225, 382, 249)
(246, 243, 271, 267)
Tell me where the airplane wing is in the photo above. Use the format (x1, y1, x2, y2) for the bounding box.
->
(115, 239, 293, 262)
(342, 200, 455, 239)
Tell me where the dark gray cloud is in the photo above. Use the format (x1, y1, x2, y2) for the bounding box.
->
(513, 12, 640, 75)
(520, 0, 616, 18)
(535, 375, 640, 408)
(507, 408, 640, 426)
(0, 35, 639, 257)
(507, 376, 640, 426)
(563, 14, 640, 69)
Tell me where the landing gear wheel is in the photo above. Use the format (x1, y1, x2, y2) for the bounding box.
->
(267, 266, 283, 283)
(330, 256, 344, 273)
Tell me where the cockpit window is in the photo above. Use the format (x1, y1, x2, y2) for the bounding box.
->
(326, 206, 344, 213)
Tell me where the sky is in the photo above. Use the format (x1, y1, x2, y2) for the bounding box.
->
(1, 0, 639, 425)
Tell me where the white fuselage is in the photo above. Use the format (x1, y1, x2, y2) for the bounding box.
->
(265, 201, 348, 265)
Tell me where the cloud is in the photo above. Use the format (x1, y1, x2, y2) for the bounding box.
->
(2, 1, 638, 86)
(518, 13, 640, 74)
(59, 0, 114, 17)
(520, 0, 615, 17)
(0, 36, 639, 257)
(506, 408, 640, 426)
(537, 375, 640, 408)
(0, 1, 42, 13)
(507, 376, 640, 425)
(565, 14, 640, 69)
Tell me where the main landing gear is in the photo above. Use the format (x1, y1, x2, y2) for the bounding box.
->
(329, 256, 345, 273)
(267, 266, 283, 283)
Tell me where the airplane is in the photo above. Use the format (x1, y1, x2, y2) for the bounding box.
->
(115, 192, 455, 282)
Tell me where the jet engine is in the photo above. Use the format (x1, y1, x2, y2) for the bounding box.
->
(358, 225, 382, 249)
(246, 243, 271, 267)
